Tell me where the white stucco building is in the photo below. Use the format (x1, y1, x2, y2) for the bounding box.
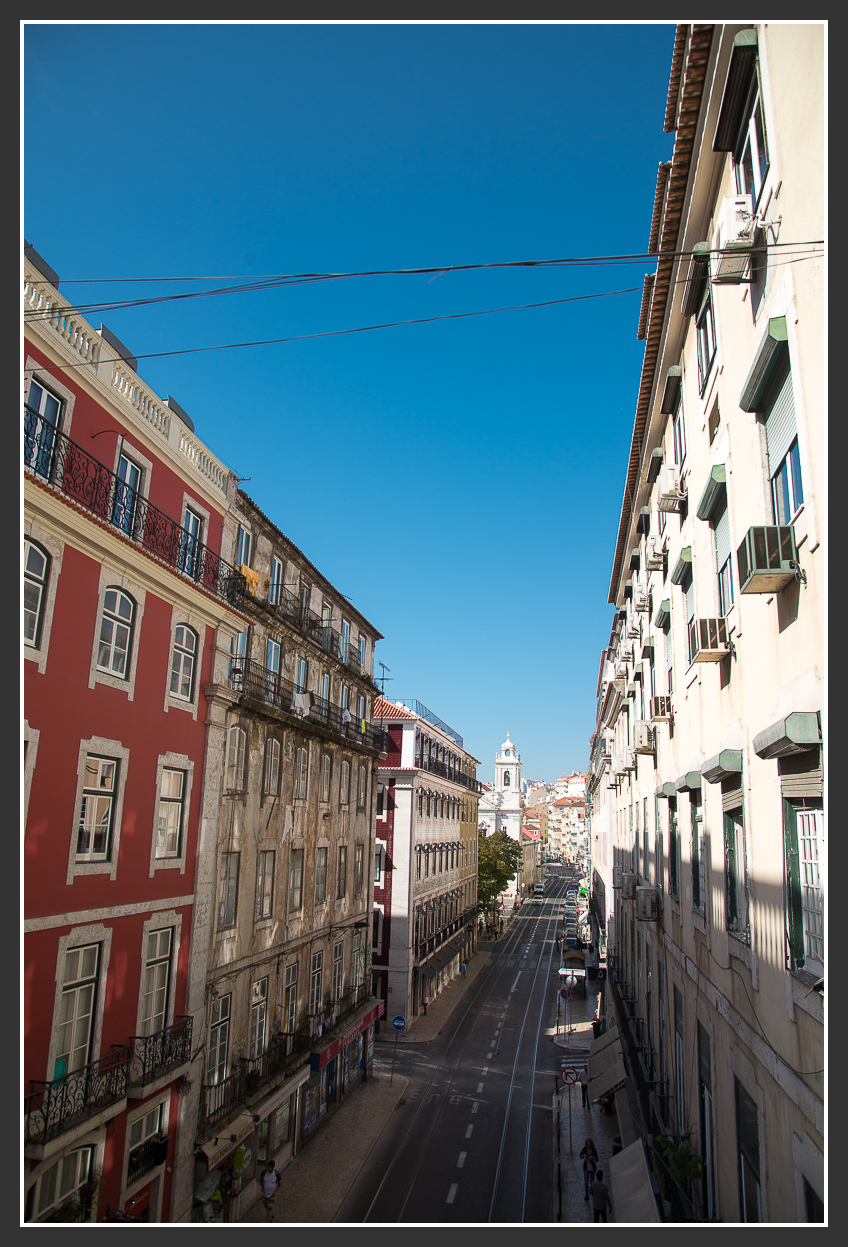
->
(478, 733, 523, 903)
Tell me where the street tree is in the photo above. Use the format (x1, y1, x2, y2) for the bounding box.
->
(477, 828, 523, 926)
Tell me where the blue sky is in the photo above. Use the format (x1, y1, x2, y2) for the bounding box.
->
(24, 21, 677, 781)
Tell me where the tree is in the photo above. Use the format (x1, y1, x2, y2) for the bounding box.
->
(477, 829, 523, 922)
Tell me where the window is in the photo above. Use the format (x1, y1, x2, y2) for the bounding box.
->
(354, 843, 364, 895)
(358, 634, 366, 667)
(295, 747, 308, 799)
(24, 539, 50, 647)
(315, 847, 328, 903)
(668, 800, 680, 899)
(358, 692, 366, 724)
(140, 928, 172, 1037)
(337, 845, 347, 898)
(332, 941, 343, 1003)
(691, 793, 705, 913)
(416, 847, 421, 879)
(318, 671, 331, 724)
(127, 1103, 164, 1184)
(724, 808, 749, 939)
(225, 726, 247, 791)
(218, 853, 240, 928)
(696, 292, 717, 394)
(357, 764, 367, 809)
(340, 760, 350, 805)
(735, 1078, 762, 1221)
(155, 768, 185, 860)
(309, 950, 323, 1017)
(113, 454, 143, 537)
(283, 963, 298, 1036)
(54, 944, 100, 1077)
(265, 638, 281, 700)
(208, 992, 231, 1084)
(673, 985, 686, 1136)
(249, 978, 268, 1059)
(772, 439, 804, 525)
(376, 783, 385, 817)
(734, 76, 769, 207)
(25, 378, 62, 479)
(784, 799, 824, 971)
(289, 848, 304, 911)
(299, 582, 312, 622)
(181, 506, 202, 576)
(169, 625, 197, 701)
(684, 574, 696, 665)
(643, 797, 650, 886)
(77, 756, 118, 862)
(264, 738, 281, 797)
(341, 683, 350, 711)
(229, 627, 248, 683)
(340, 619, 350, 663)
(236, 525, 252, 569)
(374, 844, 383, 883)
(714, 499, 734, 617)
(26, 1147, 93, 1222)
(672, 397, 687, 469)
(97, 589, 135, 679)
(295, 657, 308, 694)
(352, 932, 363, 991)
(257, 851, 275, 920)
(698, 1023, 716, 1221)
(320, 754, 331, 802)
(270, 556, 283, 606)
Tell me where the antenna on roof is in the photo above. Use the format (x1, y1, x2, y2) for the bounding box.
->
(377, 662, 392, 696)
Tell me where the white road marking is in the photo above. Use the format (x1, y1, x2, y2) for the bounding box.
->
(457, 1152, 467, 1168)
(471, 1101, 479, 1114)
(477, 1083, 484, 1093)
(510, 974, 521, 993)
(447, 1184, 458, 1203)
(486, 1053, 493, 1060)
(465, 1125, 474, 1138)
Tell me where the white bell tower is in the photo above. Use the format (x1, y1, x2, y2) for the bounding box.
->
(495, 733, 521, 795)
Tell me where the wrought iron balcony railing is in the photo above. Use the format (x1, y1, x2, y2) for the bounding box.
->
(412, 755, 482, 791)
(241, 1022, 313, 1100)
(201, 1065, 245, 1132)
(126, 1133, 170, 1186)
(24, 405, 245, 608)
(229, 657, 386, 752)
(127, 1016, 192, 1088)
(25, 1045, 131, 1146)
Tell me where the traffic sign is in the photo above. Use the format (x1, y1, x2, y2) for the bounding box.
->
(596, 969, 606, 982)
(391, 1015, 406, 1031)
(560, 1066, 578, 1085)
(559, 985, 572, 1001)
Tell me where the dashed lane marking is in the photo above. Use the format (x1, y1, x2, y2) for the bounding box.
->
(447, 1184, 458, 1204)
(466, 1125, 474, 1138)
(457, 1152, 467, 1169)
(471, 1102, 479, 1114)
(477, 1083, 484, 1093)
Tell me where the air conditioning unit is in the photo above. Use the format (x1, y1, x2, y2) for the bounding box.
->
(634, 588, 650, 613)
(622, 873, 637, 900)
(649, 695, 672, 722)
(613, 660, 629, 681)
(658, 464, 685, 513)
(636, 886, 661, 921)
(634, 721, 655, 754)
(618, 643, 633, 663)
(713, 194, 755, 285)
(645, 536, 665, 571)
(691, 617, 731, 662)
(627, 614, 641, 639)
(623, 747, 637, 772)
(612, 866, 623, 888)
(737, 524, 798, 594)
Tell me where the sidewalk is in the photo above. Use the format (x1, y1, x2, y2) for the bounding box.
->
(241, 944, 494, 1222)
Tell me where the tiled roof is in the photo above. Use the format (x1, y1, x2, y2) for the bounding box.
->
(373, 696, 418, 720)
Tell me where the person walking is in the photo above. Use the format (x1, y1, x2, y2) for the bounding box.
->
(589, 1169, 612, 1223)
(579, 1138, 599, 1200)
(260, 1158, 281, 1222)
(422, 994, 429, 1016)
(580, 1065, 590, 1108)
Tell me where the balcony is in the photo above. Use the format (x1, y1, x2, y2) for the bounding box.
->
(126, 1133, 170, 1186)
(25, 1045, 131, 1151)
(413, 754, 482, 791)
(126, 1016, 192, 1096)
(240, 1022, 313, 1104)
(23, 406, 245, 609)
(229, 658, 386, 752)
(249, 589, 379, 688)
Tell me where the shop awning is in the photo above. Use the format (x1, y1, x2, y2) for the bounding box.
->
(589, 1024, 620, 1055)
(198, 1112, 256, 1166)
(608, 1138, 660, 1223)
(753, 711, 821, 759)
(588, 1038, 624, 1083)
(588, 1057, 626, 1104)
(701, 749, 743, 783)
(249, 1060, 311, 1120)
(309, 999, 385, 1072)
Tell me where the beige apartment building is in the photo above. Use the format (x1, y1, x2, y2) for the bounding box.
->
(588, 23, 823, 1223)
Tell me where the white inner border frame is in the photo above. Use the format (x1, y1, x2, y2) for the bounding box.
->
(88, 565, 147, 701)
(148, 753, 195, 878)
(67, 736, 131, 884)
(45, 923, 115, 1083)
(24, 522, 65, 675)
(163, 605, 207, 721)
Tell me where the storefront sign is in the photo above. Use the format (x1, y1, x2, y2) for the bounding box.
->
(199, 1112, 257, 1168)
(309, 1000, 385, 1071)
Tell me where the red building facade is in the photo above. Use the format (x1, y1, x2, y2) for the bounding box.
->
(23, 248, 247, 1223)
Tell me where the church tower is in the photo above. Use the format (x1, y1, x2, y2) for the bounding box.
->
(495, 733, 521, 795)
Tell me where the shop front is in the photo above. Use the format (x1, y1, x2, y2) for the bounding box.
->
(192, 1112, 256, 1223)
(303, 1000, 385, 1139)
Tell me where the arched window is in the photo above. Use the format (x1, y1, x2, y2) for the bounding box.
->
(24, 539, 50, 647)
(97, 588, 136, 679)
(264, 738, 281, 795)
(504, 770, 511, 787)
(225, 726, 246, 790)
(170, 624, 198, 701)
(320, 754, 331, 802)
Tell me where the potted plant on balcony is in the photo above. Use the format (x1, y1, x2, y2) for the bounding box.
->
(151, 1132, 170, 1165)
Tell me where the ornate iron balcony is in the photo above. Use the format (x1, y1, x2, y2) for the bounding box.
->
(25, 1045, 131, 1146)
(24, 406, 244, 608)
(126, 1133, 170, 1186)
(127, 1016, 192, 1089)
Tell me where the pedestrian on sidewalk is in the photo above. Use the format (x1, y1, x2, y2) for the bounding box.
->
(423, 995, 429, 1016)
(579, 1138, 599, 1200)
(580, 1066, 590, 1107)
(589, 1170, 612, 1223)
(260, 1158, 281, 1221)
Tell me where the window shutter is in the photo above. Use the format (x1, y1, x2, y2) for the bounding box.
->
(778, 748, 823, 799)
(721, 775, 743, 813)
(691, 798, 701, 911)
(714, 500, 731, 572)
(685, 576, 695, 622)
(723, 811, 737, 930)
(783, 799, 805, 969)
(764, 363, 797, 475)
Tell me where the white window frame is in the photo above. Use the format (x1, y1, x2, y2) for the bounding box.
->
(179, 490, 210, 578)
(207, 990, 232, 1086)
(320, 753, 331, 803)
(249, 977, 269, 1059)
(24, 720, 40, 826)
(217, 853, 240, 929)
(270, 555, 284, 606)
(88, 567, 146, 701)
(315, 846, 328, 904)
(264, 737, 281, 799)
(337, 843, 348, 899)
(45, 923, 114, 1084)
(289, 846, 304, 911)
(357, 764, 367, 810)
(134, 910, 182, 1043)
(696, 291, 717, 396)
(225, 725, 247, 792)
(67, 737, 130, 883)
(121, 1091, 170, 1214)
(25, 1144, 96, 1223)
(165, 613, 202, 718)
(24, 355, 76, 439)
(309, 950, 323, 1019)
(24, 527, 64, 672)
(256, 850, 275, 922)
(332, 940, 343, 1003)
(354, 842, 364, 896)
(294, 746, 309, 801)
(733, 74, 769, 209)
(235, 524, 252, 569)
(149, 751, 194, 877)
(340, 759, 350, 806)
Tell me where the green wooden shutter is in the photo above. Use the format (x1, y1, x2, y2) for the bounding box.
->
(724, 811, 737, 931)
(783, 798, 805, 970)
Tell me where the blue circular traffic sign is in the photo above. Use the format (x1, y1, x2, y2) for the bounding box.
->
(392, 1015, 406, 1031)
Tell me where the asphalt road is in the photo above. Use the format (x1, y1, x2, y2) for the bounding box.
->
(336, 879, 573, 1223)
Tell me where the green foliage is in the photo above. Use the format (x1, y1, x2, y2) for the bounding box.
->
(477, 829, 523, 911)
(655, 1136, 704, 1189)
